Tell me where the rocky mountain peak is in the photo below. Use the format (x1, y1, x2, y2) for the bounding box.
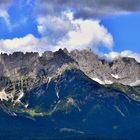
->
(70, 49, 140, 86)
(0, 49, 139, 89)
(113, 57, 138, 65)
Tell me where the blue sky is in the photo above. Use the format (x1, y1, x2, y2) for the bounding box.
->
(0, 0, 140, 61)
(0, 0, 39, 39)
(101, 13, 140, 53)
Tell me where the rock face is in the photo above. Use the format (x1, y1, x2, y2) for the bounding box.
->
(70, 49, 113, 84)
(70, 49, 140, 86)
(110, 57, 140, 86)
(0, 49, 77, 107)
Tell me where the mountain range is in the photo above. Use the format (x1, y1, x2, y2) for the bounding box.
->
(0, 48, 140, 140)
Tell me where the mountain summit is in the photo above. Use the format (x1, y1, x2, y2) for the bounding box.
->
(0, 48, 140, 87)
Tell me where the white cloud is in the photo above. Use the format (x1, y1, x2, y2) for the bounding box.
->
(37, 12, 73, 38)
(55, 18, 113, 51)
(37, 11, 113, 52)
(104, 50, 140, 63)
(0, 34, 48, 54)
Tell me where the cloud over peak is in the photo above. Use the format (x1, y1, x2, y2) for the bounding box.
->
(36, 11, 114, 52)
(56, 18, 113, 51)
